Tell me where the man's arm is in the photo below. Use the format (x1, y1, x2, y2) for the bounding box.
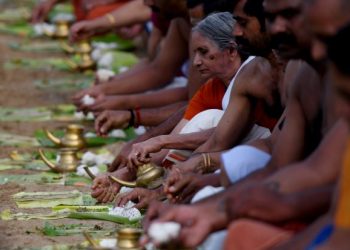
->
(98, 18, 190, 95)
(264, 119, 350, 193)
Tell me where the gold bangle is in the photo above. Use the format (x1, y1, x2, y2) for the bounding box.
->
(201, 153, 212, 173)
(105, 13, 116, 25)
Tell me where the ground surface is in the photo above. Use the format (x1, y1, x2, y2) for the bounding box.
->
(0, 3, 127, 249)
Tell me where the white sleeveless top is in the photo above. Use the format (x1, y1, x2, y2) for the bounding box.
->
(222, 56, 256, 110)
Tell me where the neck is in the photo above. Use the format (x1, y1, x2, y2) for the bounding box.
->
(222, 58, 242, 86)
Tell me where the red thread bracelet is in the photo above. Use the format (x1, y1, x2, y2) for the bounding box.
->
(134, 107, 141, 128)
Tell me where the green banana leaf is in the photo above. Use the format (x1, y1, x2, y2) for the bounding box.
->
(93, 33, 135, 51)
(0, 131, 40, 147)
(34, 77, 93, 91)
(0, 7, 31, 23)
(1, 209, 70, 221)
(0, 21, 35, 37)
(68, 211, 141, 224)
(35, 127, 136, 148)
(0, 172, 92, 186)
(13, 190, 84, 208)
(0, 104, 81, 122)
(4, 57, 79, 72)
(109, 51, 138, 72)
(41, 222, 115, 236)
(9, 40, 63, 53)
(53, 205, 110, 213)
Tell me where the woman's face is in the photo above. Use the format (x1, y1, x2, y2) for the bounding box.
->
(191, 31, 233, 79)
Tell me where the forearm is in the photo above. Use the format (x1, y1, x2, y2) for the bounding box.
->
(128, 105, 187, 145)
(157, 129, 214, 151)
(87, 0, 151, 31)
(101, 62, 175, 95)
(286, 185, 333, 221)
(127, 87, 188, 109)
(136, 101, 188, 127)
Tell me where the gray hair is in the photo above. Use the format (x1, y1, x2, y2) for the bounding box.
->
(192, 12, 236, 51)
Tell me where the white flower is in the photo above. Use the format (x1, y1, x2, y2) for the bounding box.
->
(84, 132, 96, 138)
(118, 66, 129, 73)
(86, 112, 95, 120)
(97, 69, 115, 82)
(95, 153, 114, 165)
(98, 53, 114, 69)
(92, 42, 118, 50)
(99, 239, 117, 248)
(81, 95, 95, 106)
(81, 152, 97, 165)
(91, 49, 103, 62)
(148, 222, 181, 244)
(135, 126, 146, 135)
(108, 129, 126, 138)
(119, 187, 134, 194)
(74, 111, 85, 120)
(52, 13, 74, 23)
(33, 23, 56, 36)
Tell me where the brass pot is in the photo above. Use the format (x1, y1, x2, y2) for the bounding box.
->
(45, 124, 86, 150)
(109, 163, 164, 189)
(117, 228, 143, 250)
(39, 148, 79, 173)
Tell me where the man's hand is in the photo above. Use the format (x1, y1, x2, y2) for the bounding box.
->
(95, 110, 131, 136)
(72, 85, 105, 108)
(91, 173, 121, 203)
(128, 137, 163, 168)
(108, 141, 134, 172)
(226, 183, 295, 223)
(87, 95, 127, 113)
(143, 202, 227, 248)
(69, 20, 98, 42)
(91, 168, 134, 203)
(31, 0, 57, 23)
(115, 187, 163, 209)
(164, 170, 210, 204)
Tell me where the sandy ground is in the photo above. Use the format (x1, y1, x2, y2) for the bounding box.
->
(0, 7, 126, 250)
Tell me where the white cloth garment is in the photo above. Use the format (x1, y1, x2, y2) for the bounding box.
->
(222, 145, 271, 183)
(222, 56, 256, 110)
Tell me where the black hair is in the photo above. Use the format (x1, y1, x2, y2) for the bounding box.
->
(187, 0, 240, 15)
(328, 23, 350, 76)
(243, 0, 266, 31)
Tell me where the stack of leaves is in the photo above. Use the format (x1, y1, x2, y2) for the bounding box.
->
(41, 222, 116, 236)
(13, 190, 85, 208)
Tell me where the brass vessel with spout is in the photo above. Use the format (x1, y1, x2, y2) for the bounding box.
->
(45, 124, 86, 150)
(39, 148, 79, 173)
(117, 228, 143, 250)
(109, 163, 164, 189)
(45, 19, 70, 39)
(64, 40, 96, 71)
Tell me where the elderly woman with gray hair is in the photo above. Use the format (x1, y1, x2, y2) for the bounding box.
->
(126, 12, 269, 170)
(111, 11, 269, 208)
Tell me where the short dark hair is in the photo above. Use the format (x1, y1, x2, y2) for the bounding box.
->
(187, 0, 240, 15)
(243, 0, 266, 31)
(328, 22, 350, 76)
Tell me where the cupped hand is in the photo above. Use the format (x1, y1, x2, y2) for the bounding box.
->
(31, 0, 56, 23)
(128, 137, 163, 169)
(95, 110, 131, 136)
(115, 187, 163, 210)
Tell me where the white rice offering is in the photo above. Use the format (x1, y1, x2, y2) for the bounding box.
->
(81, 151, 97, 165)
(98, 53, 114, 69)
(108, 129, 127, 138)
(97, 69, 116, 82)
(148, 222, 181, 244)
(109, 201, 141, 220)
(81, 95, 95, 106)
(33, 23, 56, 36)
(118, 66, 129, 73)
(99, 239, 117, 248)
